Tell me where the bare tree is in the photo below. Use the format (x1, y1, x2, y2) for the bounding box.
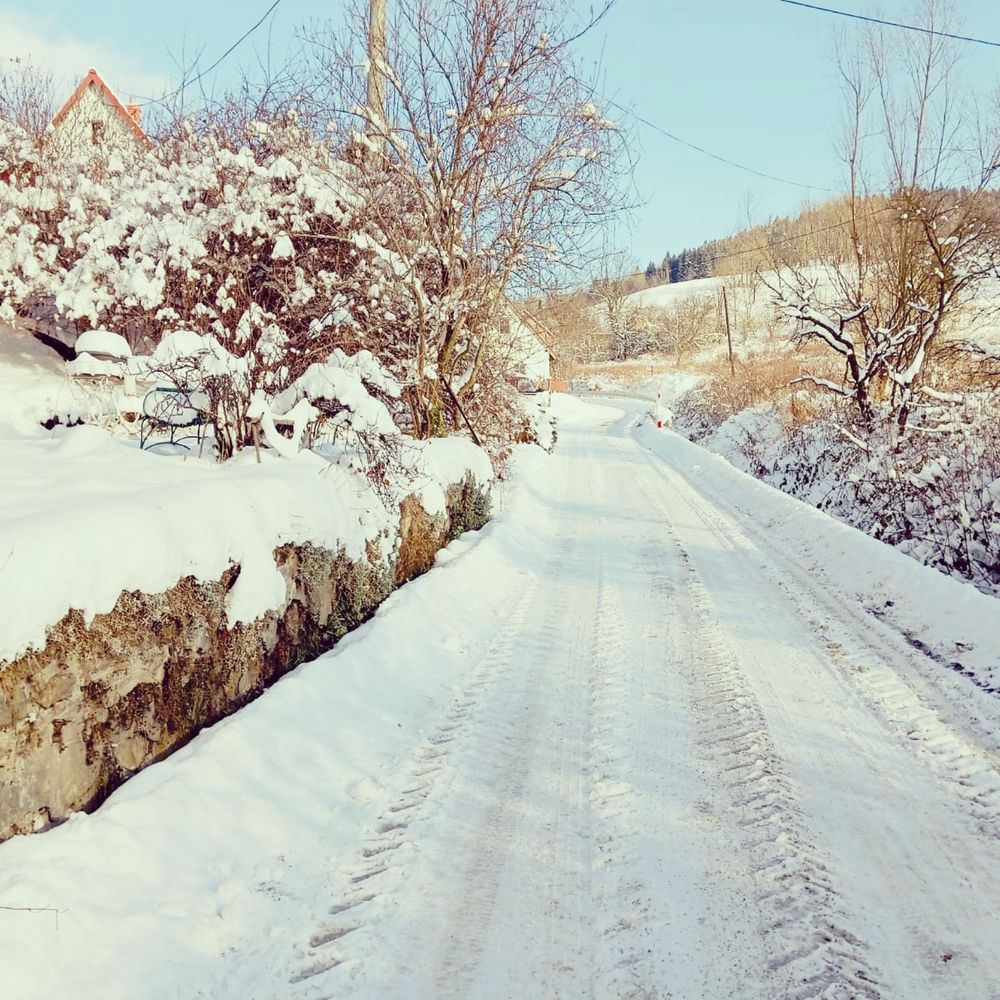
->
(302, 0, 630, 436)
(592, 272, 633, 360)
(661, 294, 721, 364)
(0, 58, 55, 139)
(767, 0, 1000, 435)
(533, 290, 607, 366)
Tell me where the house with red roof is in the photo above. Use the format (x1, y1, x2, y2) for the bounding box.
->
(48, 68, 149, 155)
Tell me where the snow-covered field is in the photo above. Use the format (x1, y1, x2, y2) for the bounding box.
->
(2, 395, 998, 999)
(627, 267, 1000, 352)
(627, 272, 724, 311)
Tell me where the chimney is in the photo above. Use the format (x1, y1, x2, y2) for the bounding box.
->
(126, 103, 142, 128)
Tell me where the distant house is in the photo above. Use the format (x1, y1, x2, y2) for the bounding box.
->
(505, 304, 554, 387)
(48, 68, 149, 156)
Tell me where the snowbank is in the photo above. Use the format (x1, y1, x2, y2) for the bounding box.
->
(0, 326, 89, 435)
(636, 419, 1000, 692)
(0, 430, 382, 663)
(0, 429, 493, 666)
(402, 436, 496, 518)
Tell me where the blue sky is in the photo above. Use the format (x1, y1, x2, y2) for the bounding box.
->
(3, 1, 1000, 266)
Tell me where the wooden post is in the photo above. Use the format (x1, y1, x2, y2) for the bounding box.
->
(367, 0, 387, 154)
(722, 286, 735, 378)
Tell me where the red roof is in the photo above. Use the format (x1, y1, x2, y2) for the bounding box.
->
(51, 68, 149, 145)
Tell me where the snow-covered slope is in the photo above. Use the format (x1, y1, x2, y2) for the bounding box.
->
(627, 266, 1000, 351)
(627, 273, 724, 310)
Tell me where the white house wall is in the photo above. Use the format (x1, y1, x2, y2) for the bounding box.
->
(508, 316, 551, 382)
(49, 86, 143, 158)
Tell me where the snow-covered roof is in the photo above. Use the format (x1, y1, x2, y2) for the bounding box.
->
(505, 301, 555, 360)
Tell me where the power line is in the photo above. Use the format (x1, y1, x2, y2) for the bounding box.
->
(139, 0, 287, 105)
(625, 102, 838, 193)
(779, 1, 1000, 49)
(572, 76, 839, 194)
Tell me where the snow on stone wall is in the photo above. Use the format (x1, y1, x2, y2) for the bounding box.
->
(0, 433, 494, 841)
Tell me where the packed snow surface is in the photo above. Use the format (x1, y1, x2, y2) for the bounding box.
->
(1, 395, 998, 999)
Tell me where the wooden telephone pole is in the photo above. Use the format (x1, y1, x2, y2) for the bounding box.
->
(367, 0, 387, 154)
(722, 286, 735, 377)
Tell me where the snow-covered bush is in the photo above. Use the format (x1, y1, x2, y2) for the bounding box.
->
(517, 394, 557, 451)
(0, 119, 147, 325)
(269, 347, 406, 485)
(55, 122, 368, 350)
(698, 392, 1000, 595)
(26, 118, 436, 456)
(0, 120, 63, 319)
(446, 472, 493, 540)
(840, 402, 1000, 591)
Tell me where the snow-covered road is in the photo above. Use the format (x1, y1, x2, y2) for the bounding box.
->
(3, 398, 999, 1000)
(293, 405, 1000, 1000)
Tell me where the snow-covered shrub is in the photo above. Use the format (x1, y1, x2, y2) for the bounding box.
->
(702, 393, 1000, 595)
(0, 120, 63, 319)
(56, 124, 361, 352)
(517, 394, 557, 451)
(838, 401, 1000, 591)
(0, 96, 526, 462)
(446, 472, 493, 540)
(0, 118, 146, 326)
(42, 119, 434, 456)
(273, 348, 407, 488)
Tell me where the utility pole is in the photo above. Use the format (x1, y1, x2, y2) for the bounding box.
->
(367, 0, 387, 155)
(722, 286, 735, 378)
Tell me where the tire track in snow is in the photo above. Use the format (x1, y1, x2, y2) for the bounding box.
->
(588, 572, 651, 996)
(586, 459, 766, 1000)
(654, 453, 1000, 845)
(812, 614, 1000, 839)
(286, 505, 602, 999)
(587, 558, 695, 1000)
(652, 462, 1000, 997)
(415, 529, 596, 1000)
(631, 459, 884, 1000)
(285, 574, 541, 994)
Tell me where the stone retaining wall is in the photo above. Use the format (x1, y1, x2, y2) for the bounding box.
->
(0, 478, 489, 841)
